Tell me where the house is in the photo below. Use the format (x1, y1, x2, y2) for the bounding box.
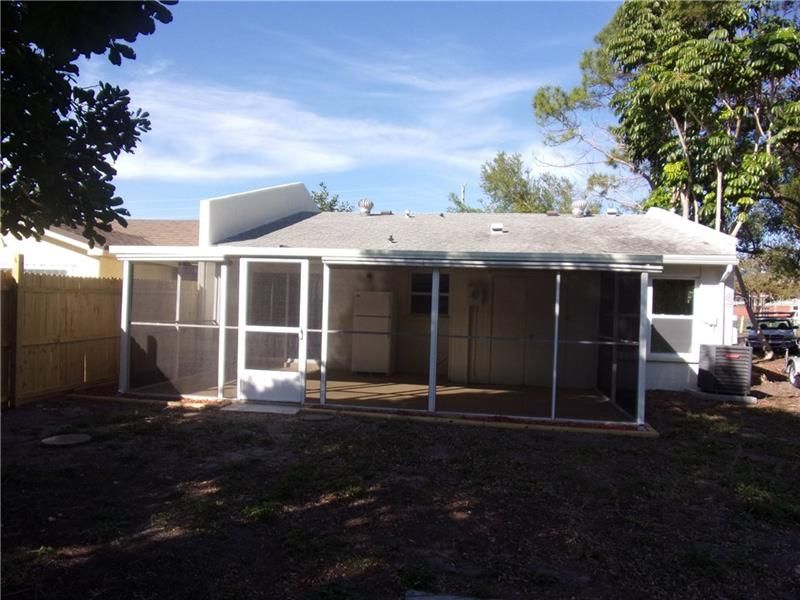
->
(0, 220, 198, 278)
(111, 182, 739, 426)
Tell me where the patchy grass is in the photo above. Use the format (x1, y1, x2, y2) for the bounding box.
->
(2, 391, 799, 599)
(734, 482, 800, 524)
(241, 500, 282, 523)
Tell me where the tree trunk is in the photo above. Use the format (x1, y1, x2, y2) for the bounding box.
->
(734, 266, 773, 360)
(680, 188, 690, 219)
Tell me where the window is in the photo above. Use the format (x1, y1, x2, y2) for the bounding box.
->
(410, 273, 449, 316)
(650, 279, 694, 354)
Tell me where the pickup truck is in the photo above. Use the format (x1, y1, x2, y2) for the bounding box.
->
(746, 315, 799, 352)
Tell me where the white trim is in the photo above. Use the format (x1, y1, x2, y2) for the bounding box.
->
(637, 272, 649, 425)
(236, 259, 247, 400)
(217, 262, 228, 399)
(43, 229, 94, 251)
(647, 275, 699, 361)
(611, 275, 619, 403)
(240, 325, 300, 334)
(175, 270, 182, 323)
(320, 263, 330, 405)
(112, 244, 664, 268)
(112, 244, 736, 268)
(130, 321, 218, 329)
(324, 257, 661, 272)
(118, 260, 132, 393)
(428, 269, 440, 412)
(662, 254, 738, 266)
(299, 259, 309, 401)
(237, 258, 308, 402)
(551, 272, 561, 419)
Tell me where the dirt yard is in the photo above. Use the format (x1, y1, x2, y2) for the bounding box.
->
(2, 365, 799, 599)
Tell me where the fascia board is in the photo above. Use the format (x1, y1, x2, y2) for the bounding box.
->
(43, 230, 91, 251)
(662, 254, 739, 266)
(112, 244, 669, 270)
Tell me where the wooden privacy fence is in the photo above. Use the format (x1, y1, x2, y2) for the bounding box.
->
(1, 258, 122, 407)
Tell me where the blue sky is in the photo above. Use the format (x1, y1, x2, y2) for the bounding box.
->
(80, 1, 622, 219)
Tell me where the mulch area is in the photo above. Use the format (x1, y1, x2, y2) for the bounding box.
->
(2, 368, 798, 599)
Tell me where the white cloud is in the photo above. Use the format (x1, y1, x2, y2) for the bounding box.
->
(110, 33, 566, 184)
(113, 72, 537, 182)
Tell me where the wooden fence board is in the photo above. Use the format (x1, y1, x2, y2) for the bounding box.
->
(1, 271, 17, 407)
(2, 267, 122, 405)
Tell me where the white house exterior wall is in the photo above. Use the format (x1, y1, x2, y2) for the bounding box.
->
(199, 183, 317, 246)
(645, 264, 732, 391)
(0, 235, 121, 278)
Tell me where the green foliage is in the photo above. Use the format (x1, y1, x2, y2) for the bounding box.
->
(740, 256, 800, 300)
(605, 0, 800, 232)
(536, 0, 800, 275)
(448, 151, 577, 213)
(446, 191, 482, 213)
(311, 182, 353, 212)
(1, 1, 176, 247)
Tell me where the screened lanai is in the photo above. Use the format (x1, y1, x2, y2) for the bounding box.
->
(119, 255, 652, 426)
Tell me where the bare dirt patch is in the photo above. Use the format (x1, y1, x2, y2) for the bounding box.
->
(3, 389, 799, 599)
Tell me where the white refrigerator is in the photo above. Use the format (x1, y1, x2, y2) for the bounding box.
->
(351, 291, 393, 374)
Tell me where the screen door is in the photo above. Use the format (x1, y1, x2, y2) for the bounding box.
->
(237, 259, 308, 402)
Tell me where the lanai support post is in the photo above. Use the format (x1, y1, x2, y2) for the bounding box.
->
(217, 262, 228, 399)
(550, 272, 561, 419)
(118, 260, 132, 394)
(428, 269, 440, 412)
(320, 263, 331, 405)
(637, 271, 650, 425)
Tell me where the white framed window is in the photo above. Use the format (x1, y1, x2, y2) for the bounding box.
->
(410, 273, 449, 316)
(649, 278, 696, 358)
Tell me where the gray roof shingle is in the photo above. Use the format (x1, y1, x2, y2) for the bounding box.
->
(53, 220, 199, 248)
(221, 209, 736, 257)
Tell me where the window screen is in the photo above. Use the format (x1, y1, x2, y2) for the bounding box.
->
(651, 279, 694, 354)
(652, 279, 693, 315)
(651, 318, 693, 353)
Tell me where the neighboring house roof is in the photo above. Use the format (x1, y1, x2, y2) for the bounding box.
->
(221, 208, 736, 258)
(51, 220, 199, 248)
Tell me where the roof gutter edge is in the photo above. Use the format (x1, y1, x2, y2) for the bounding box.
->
(662, 254, 738, 266)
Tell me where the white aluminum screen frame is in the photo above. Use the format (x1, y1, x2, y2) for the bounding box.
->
(237, 258, 309, 402)
(317, 261, 651, 426)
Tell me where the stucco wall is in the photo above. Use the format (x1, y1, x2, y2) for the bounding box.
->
(199, 182, 318, 246)
(447, 270, 560, 387)
(0, 235, 116, 278)
(645, 264, 733, 391)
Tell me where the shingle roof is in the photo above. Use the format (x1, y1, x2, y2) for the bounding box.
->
(221, 209, 737, 257)
(52, 220, 198, 248)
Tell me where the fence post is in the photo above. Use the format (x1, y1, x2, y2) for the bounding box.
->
(11, 254, 24, 407)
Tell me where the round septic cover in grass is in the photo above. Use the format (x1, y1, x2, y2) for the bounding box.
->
(41, 434, 91, 446)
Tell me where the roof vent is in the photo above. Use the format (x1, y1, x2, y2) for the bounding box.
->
(607, 207, 620, 216)
(358, 198, 373, 216)
(546, 210, 559, 216)
(571, 199, 589, 217)
(490, 222, 505, 234)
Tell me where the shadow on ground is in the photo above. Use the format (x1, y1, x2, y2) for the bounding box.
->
(2, 386, 799, 599)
